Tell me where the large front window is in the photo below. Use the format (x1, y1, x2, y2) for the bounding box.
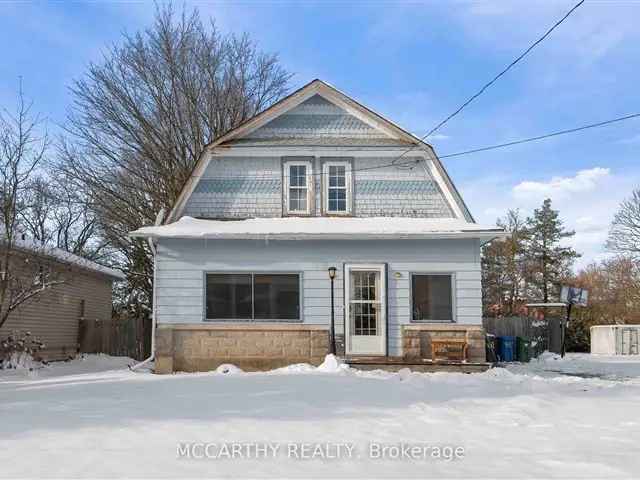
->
(206, 273, 300, 321)
(411, 274, 454, 322)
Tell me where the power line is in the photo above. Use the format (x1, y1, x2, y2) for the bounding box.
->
(439, 113, 640, 159)
(188, 112, 640, 181)
(392, 0, 586, 166)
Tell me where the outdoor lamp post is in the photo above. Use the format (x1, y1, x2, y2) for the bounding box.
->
(328, 266, 337, 355)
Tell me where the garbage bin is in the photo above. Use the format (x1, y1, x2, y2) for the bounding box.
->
(498, 336, 516, 362)
(516, 337, 531, 362)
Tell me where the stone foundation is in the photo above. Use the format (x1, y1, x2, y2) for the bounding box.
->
(155, 323, 330, 374)
(402, 324, 486, 363)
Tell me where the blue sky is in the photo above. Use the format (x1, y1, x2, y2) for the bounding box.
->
(1, 0, 639, 269)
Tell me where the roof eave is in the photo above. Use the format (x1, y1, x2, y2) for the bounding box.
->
(129, 230, 507, 241)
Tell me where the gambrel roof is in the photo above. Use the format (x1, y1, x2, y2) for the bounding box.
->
(166, 79, 475, 223)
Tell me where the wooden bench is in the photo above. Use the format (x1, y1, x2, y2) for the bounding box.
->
(431, 338, 468, 362)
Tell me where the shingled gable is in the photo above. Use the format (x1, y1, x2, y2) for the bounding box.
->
(166, 79, 474, 223)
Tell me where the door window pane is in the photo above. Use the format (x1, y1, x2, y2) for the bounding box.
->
(352, 271, 377, 301)
(206, 274, 252, 319)
(352, 303, 378, 335)
(412, 274, 453, 321)
(254, 274, 300, 320)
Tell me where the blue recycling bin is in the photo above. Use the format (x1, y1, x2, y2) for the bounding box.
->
(498, 336, 516, 362)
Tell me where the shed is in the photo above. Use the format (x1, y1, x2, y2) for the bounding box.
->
(591, 325, 640, 355)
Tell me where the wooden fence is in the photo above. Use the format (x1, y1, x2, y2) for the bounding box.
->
(78, 315, 151, 361)
(483, 316, 562, 355)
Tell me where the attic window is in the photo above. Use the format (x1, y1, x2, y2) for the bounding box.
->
(283, 158, 313, 215)
(322, 160, 352, 215)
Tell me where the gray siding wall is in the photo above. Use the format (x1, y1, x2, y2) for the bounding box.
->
(352, 157, 453, 217)
(0, 263, 114, 361)
(183, 155, 454, 219)
(184, 156, 282, 218)
(155, 238, 481, 356)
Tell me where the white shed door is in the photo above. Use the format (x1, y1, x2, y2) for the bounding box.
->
(344, 264, 386, 356)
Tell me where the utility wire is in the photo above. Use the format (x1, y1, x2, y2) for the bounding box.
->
(392, 0, 586, 166)
(192, 112, 640, 181)
(439, 113, 640, 159)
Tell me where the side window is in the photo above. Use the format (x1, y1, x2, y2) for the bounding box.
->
(283, 159, 313, 215)
(411, 274, 454, 322)
(322, 160, 352, 215)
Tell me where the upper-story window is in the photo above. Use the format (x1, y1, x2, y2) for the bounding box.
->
(283, 158, 313, 215)
(323, 160, 352, 215)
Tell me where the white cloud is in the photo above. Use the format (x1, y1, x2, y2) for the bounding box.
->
(455, 1, 640, 64)
(512, 167, 610, 201)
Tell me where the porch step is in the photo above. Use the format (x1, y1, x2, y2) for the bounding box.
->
(344, 356, 492, 373)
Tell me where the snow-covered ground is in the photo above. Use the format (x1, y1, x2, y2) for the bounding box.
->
(1, 353, 640, 479)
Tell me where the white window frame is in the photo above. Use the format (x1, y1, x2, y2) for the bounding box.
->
(283, 159, 313, 215)
(322, 160, 352, 215)
(409, 272, 456, 323)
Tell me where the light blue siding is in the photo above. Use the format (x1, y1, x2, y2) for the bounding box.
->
(183, 155, 454, 219)
(155, 238, 482, 356)
(245, 94, 388, 140)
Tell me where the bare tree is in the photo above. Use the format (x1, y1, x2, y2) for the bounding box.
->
(57, 4, 291, 309)
(0, 86, 63, 329)
(18, 176, 56, 247)
(482, 209, 529, 316)
(607, 188, 640, 260)
(20, 176, 107, 260)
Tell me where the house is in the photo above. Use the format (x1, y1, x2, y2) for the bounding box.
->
(0, 239, 125, 361)
(130, 79, 506, 373)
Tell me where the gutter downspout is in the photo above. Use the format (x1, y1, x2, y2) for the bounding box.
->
(130, 209, 166, 371)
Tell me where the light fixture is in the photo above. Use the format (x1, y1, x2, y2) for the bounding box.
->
(328, 266, 337, 355)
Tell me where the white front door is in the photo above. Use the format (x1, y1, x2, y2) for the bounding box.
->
(344, 264, 387, 356)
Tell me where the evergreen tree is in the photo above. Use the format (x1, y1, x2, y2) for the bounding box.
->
(525, 199, 580, 303)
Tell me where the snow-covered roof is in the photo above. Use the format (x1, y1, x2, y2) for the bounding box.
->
(4, 237, 125, 280)
(130, 216, 507, 241)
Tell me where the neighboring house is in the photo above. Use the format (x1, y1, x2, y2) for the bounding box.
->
(131, 79, 506, 373)
(0, 239, 124, 361)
